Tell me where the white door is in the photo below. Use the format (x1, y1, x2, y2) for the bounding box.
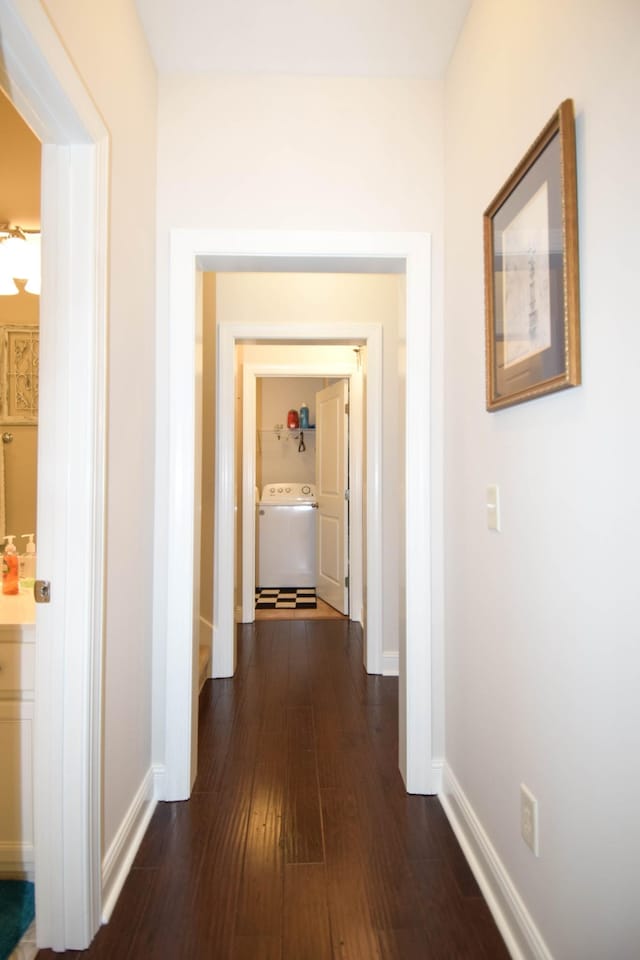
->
(315, 380, 349, 614)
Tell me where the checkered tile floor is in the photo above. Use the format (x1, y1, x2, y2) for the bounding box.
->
(255, 587, 317, 610)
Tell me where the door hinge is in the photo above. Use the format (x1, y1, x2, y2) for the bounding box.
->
(344, 489, 350, 501)
(344, 575, 349, 588)
(344, 402, 349, 415)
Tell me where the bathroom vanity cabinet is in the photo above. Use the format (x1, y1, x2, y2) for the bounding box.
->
(0, 628, 35, 878)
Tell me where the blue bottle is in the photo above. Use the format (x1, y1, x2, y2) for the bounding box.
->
(299, 402, 309, 429)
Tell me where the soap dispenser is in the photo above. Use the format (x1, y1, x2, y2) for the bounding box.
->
(21, 534, 36, 581)
(2, 535, 19, 595)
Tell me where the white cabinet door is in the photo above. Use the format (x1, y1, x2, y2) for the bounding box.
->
(0, 700, 34, 874)
(0, 638, 35, 876)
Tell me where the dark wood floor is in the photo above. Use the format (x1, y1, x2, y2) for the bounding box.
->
(39, 620, 509, 959)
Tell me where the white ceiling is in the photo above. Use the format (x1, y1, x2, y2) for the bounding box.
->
(134, 0, 471, 77)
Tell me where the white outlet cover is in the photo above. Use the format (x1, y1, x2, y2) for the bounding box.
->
(520, 782, 539, 856)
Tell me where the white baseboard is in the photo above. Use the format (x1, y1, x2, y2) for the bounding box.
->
(152, 762, 167, 800)
(382, 652, 399, 676)
(440, 765, 553, 960)
(101, 765, 159, 923)
(199, 616, 213, 689)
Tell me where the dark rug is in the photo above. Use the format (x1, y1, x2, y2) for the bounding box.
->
(255, 587, 317, 610)
(0, 880, 34, 960)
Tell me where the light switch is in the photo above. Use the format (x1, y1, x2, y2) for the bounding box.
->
(487, 484, 501, 532)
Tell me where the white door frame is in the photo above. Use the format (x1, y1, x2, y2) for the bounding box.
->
(240, 348, 367, 630)
(161, 229, 437, 801)
(0, 0, 108, 950)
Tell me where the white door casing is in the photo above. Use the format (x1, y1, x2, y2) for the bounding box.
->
(161, 230, 437, 804)
(315, 379, 349, 615)
(0, 0, 108, 949)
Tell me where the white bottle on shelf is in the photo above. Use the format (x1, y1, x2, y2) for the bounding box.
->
(21, 534, 36, 580)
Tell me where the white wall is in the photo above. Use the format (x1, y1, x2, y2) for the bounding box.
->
(157, 75, 443, 233)
(41, 0, 157, 855)
(443, 1, 640, 956)
(256, 377, 323, 489)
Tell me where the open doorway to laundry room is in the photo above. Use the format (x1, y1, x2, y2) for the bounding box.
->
(242, 358, 362, 625)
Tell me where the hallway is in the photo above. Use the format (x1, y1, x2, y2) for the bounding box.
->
(39, 621, 508, 959)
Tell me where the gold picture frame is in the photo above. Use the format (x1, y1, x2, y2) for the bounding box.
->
(483, 99, 581, 411)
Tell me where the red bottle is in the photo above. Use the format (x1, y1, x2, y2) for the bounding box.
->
(287, 409, 299, 429)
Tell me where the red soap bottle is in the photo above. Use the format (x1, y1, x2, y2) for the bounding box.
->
(287, 409, 299, 429)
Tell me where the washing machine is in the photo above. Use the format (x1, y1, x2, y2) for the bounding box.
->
(257, 482, 317, 587)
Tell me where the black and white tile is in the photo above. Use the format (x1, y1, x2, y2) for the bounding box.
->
(255, 587, 317, 610)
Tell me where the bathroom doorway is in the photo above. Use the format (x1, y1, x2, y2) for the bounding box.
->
(0, 88, 41, 958)
(0, 2, 109, 947)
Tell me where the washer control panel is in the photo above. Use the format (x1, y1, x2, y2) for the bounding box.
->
(261, 482, 316, 503)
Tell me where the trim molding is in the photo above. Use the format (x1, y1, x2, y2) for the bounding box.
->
(382, 652, 399, 676)
(152, 763, 167, 801)
(101, 768, 158, 923)
(440, 765, 553, 960)
(240, 351, 364, 629)
(199, 616, 213, 689)
(160, 229, 435, 799)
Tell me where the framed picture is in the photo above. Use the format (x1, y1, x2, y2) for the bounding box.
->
(483, 99, 581, 411)
(0, 325, 39, 424)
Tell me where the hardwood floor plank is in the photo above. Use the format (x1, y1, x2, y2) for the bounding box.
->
(284, 706, 324, 864)
(87, 871, 159, 960)
(283, 863, 333, 960)
(467, 898, 513, 960)
(376, 926, 435, 960)
(234, 732, 287, 939)
(428, 800, 484, 899)
(231, 935, 282, 959)
(320, 787, 383, 960)
(410, 857, 490, 958)
(124, 795, 218, 959)
(178, 787, 253, 958)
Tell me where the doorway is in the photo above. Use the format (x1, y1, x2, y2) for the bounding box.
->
(160, 230, 439, 804)
(0, 1, 108, 949)
(252, 375, 350, 622)
(239, 347, 364, 628)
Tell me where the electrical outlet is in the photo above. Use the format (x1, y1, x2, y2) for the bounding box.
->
(520, 783, 539, 856)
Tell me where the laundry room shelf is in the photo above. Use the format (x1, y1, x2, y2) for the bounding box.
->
(258, 428, 316, 440)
